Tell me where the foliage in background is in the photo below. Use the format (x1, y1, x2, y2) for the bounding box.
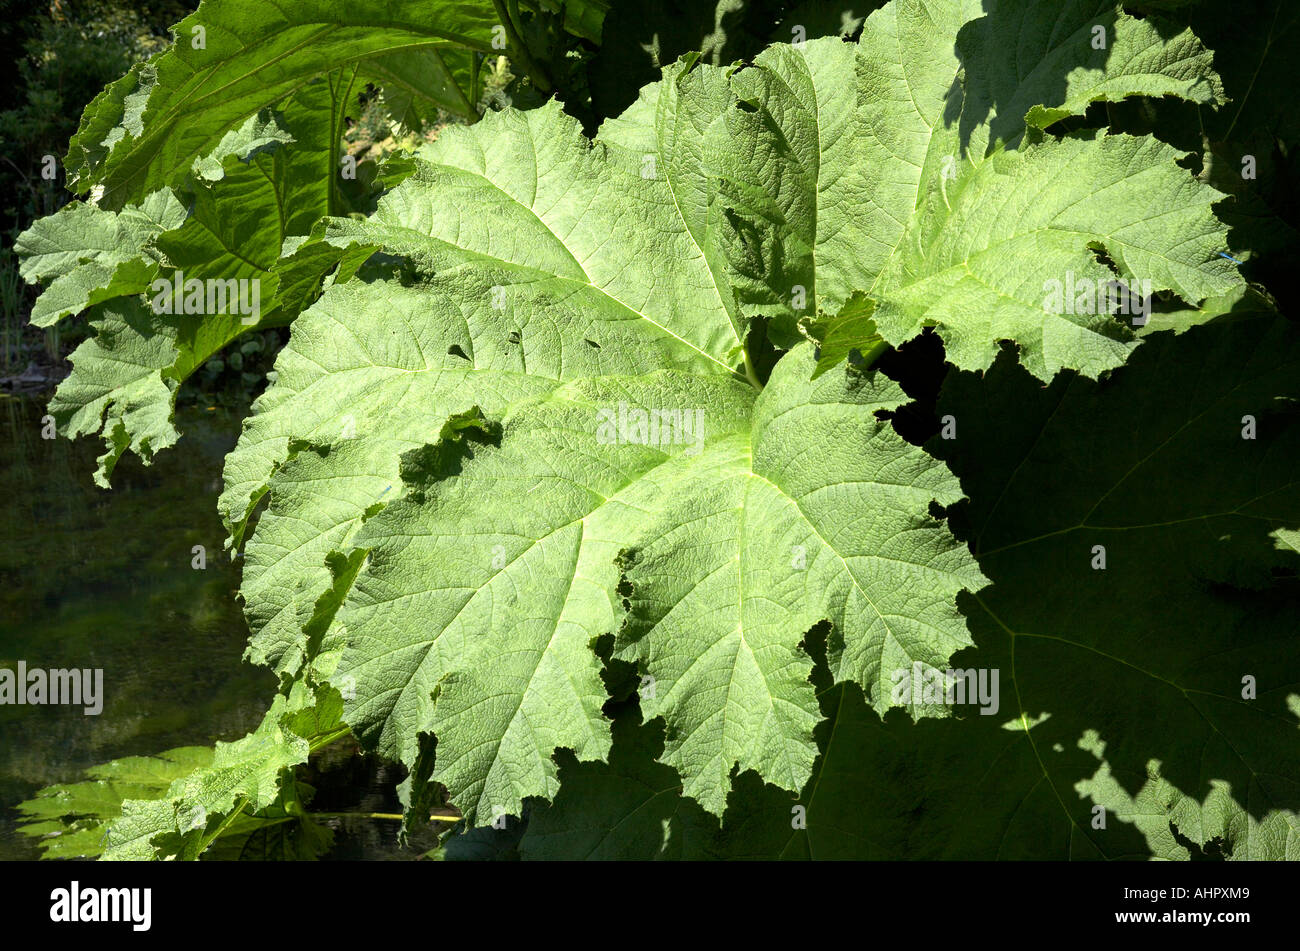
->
(0, 1, 193, 229)
(0, 0, 196, 377)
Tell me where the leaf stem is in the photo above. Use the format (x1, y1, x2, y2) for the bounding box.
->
(195, 795, 249, 856)
(469, 50, 482, 117)
(311, 811, 461, 823)
(739, 326, 765, 390)
(492, 0, 551, 94)
(855, 337, 890, 371)
(308, 727, 354, 754)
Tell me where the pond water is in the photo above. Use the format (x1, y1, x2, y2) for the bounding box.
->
(0, 394, 429, 860)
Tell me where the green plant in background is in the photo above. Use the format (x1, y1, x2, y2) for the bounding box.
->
(0, 1, 197, 379)
(0, 252, 23, 373)
(0, 1, 174, 225)
(14, 0, 1300, 861)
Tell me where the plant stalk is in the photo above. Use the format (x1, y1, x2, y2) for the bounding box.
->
(492, 0, 551, 94)
(312, 811, 461, 823)
(742, 346, 763, 391)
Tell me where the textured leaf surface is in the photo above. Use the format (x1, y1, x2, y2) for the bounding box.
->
(66, 0, 500, 208)
(16, 748, 212, 860)
(22, 84, 372, 486)
(16, 189, 185, 328)
(610, 347, 984, 813)
(102, 682, 343, 860)
(337, 372, 755, 823)
(49, 299, 186, 487)
(802, 292, 882, 379)
(326, 98, 748, 376)
(225, 95, 757, 677)
(870, 130, 1236, 379)
(718, 0, 1238, 375)
(221, 279, 565, 676)
(513, 315, 1300, 859)
(326, 345, 980, 821)
(212, 0, 1258, 835)
(220, 95, 770, 823)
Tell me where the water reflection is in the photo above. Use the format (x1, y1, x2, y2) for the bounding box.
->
(0, 393, 450, 860)
(0, 395, 271, 859)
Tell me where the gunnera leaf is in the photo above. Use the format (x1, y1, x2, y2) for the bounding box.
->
(221, 0, 1249, 830)
(16, 748, 213, 860)
(101, 680, 344, 860)
(719, 0, 1238, 376)
(64, 0, 501, 209)
(18, 79, 375, 486)
(513, 313, 1300, 859)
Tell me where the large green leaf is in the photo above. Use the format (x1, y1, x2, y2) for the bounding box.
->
(15, 743, 334, 862)
(19, 74, 358, 332)
(613, 347, 984, 813)
(66, 0, 502, 209)
(21, 81, 375, 486)
(46, 299, 187, 487)
(15, 189, 186, 329)
(338, 372, 755, 823)
(220, 278, 568, 678)
(221, 86, 978, 826)
(325, 97, 747, 375)
(220, 1, 1245, 830)
(16, 748, 213, 860)
(511, 314, 1300, 859)
(101, 680, 345, 860)
(719, 0, 1238, 376)
(221, 93, 753, 677)
(332, 346, 980, 823)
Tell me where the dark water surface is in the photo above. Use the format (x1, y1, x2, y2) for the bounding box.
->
(0, 395, 272, 859)
(0, 395, 430, 860)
